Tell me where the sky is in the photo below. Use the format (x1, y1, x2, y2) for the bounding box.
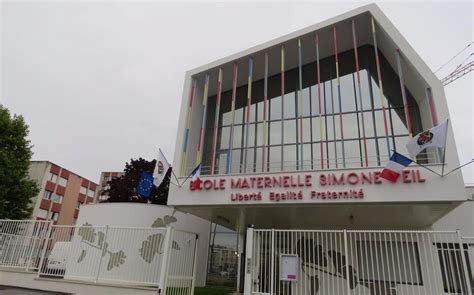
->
(1, 0, 472, 184)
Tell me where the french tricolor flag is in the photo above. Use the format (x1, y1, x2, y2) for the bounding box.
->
(380, 152, 413, 182)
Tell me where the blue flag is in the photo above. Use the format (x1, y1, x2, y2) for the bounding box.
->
(136, 171, 154, 198)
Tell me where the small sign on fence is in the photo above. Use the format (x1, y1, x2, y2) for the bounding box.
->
(279, 254, 298, 282)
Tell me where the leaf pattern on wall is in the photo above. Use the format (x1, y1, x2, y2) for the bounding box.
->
(77, 250, 86, 263)
(139, 233, 164, 263)
(78, 223, 96, 243)
(107, 250, 126, 271)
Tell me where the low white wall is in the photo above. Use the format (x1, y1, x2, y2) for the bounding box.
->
(70, 203, 210, 287)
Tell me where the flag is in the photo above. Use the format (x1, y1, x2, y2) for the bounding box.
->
(191, 164, 201, 181)
(189, 164, 201, 190)
(136, 171, 154, 198)
(153, 149, 171, 187)
(406, 121, 448, 158)
(380, 152, 413, 182)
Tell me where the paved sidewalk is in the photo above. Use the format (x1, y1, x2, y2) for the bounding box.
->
(0, 285, 68, 295)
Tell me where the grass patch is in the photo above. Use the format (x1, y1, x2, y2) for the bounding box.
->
(194, 286, 234, 295)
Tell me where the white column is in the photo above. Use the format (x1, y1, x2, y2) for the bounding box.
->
(243, 227, 254, 295)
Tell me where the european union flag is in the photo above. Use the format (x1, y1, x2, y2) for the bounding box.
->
(136, 171, 154, 198)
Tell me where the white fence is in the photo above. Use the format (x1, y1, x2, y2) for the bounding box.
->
(0, 220, 199, 294)
(245, 229, 474, 295)
(0, 220, 51, 271)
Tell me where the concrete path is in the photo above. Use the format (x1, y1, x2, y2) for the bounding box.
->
(0, 285, 68, 295)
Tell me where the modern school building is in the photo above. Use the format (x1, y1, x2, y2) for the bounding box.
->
(168, 3, 473, 295)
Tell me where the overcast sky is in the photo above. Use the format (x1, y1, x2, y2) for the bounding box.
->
(1, 0, 472, 184)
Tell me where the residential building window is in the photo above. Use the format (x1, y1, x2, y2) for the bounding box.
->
(37, 209, 48, 219)
(87, 189, 95, 198)
(79, 186, 87, 195)
(43, 190, 53, 200)
(436, 243, 473, 293)
(48, 173, 58, 183)
(52, 193, 63, 203)
(48, 212, 59, 221)
(58, 176, 68, 187)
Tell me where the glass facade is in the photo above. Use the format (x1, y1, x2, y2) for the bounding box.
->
(206, 223, 239, 287)
(195, 45, 424, 175)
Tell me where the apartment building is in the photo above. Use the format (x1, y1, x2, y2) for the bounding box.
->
(28, 161, 98, 225)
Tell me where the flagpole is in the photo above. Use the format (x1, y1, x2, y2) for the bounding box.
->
(159, 148, 180, 186)
(443, 159, 474, 177)
(179, 165, 199, 188)
(441, 119, 449, 177)
(392, 149, 442, 177)
(411, 159, 442, 177)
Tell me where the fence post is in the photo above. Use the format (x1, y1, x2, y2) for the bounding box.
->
(344, 229, 351, 294)
(37, 221, 53, 278)
(270, 229, 275, 295)
(457, 230, 473, 295)
(158, 226, 173, 295)
(243, 227, 254, 295)
(190, 233, 199, 295)
(95, 225, 109, 284)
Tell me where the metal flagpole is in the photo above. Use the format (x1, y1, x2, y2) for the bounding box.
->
(352, 19, 369, 167)
(227, 63, 238, 174)
(210, 68, 223, 175)
(262, 53, 268, 172)
(180, 79, 196, 176)
(392, 149, 442, 177)
(316, 33, 324, 170)
(159, 148, 180, 186)
(443, 159, 474, 177)
(243, 58, 253, 173)
(441, 119, 449, 176)
(333, 25, 346, 168)
(371, 17, 391, 158)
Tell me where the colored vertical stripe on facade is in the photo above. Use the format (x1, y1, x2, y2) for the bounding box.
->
(352, 20, 369, 167)
(281, 46, 285, 171)
(180, 79, 196, 176)
(227, 64, 238, 174)
(371, 17, 391, 158)
(262, 53, 268, 172)
(196, 74, 210, 166)
(426, 87, 438, 126)
(243, 58, 253, 173)
(298, 39, 304, 170)
(395, 49, 413, 137)
(210, 68, 223, 175)
(333, 26, 346, 168)
(316, 33, 324, 170)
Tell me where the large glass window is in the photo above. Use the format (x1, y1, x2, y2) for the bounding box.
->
(197, 45, 422, 174)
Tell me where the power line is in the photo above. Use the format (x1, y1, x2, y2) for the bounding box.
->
(435, 42, 473, 73)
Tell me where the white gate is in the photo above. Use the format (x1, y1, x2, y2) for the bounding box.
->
(244, 229, 473, 295)
(158, 228, 199, 295)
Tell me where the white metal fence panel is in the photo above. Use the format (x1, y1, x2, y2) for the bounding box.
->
(161, 229, 199, 295)
(248, 229, 473, 295)
(0, 220, 51, 270)
(38, 225, 168, 286)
